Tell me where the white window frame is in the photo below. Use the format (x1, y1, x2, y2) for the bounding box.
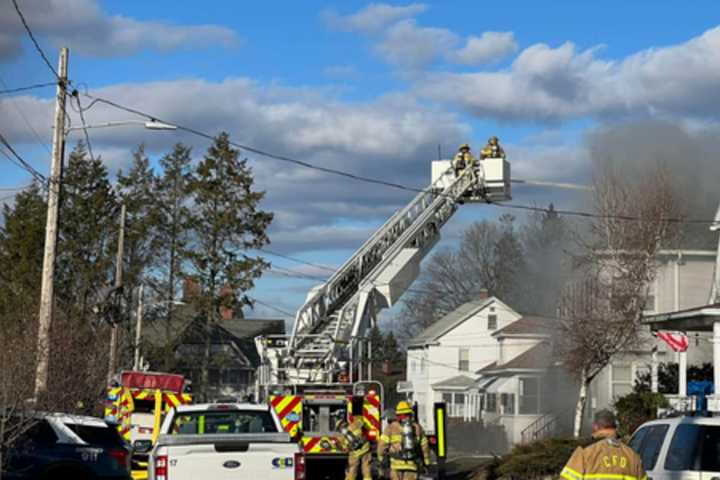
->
(609, 363, 634, 399)
(458, 348, 470, 372)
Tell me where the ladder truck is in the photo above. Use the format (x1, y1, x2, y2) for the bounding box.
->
(255, 155, 511, 478)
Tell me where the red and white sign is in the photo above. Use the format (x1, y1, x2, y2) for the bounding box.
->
(656, 331, 689, 352)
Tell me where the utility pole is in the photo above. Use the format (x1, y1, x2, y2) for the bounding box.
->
(33, 47, 68, 402)
(133, 283, 144, 371)
(108, 203, 126, 383)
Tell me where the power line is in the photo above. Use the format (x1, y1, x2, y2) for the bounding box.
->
(260, 248, 336, 273)
(72, 93, 95, 161)
(0, 184, 33, 192)
(250, 297, 295, 318)
(11, 0, 60, 80)
(0, 132, 46, 183)
(0, 75, 53, 155)
(0, 81, 57, 95)
(80, 91, 719, 226)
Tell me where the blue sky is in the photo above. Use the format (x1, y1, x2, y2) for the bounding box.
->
(1, 1, 720, 321)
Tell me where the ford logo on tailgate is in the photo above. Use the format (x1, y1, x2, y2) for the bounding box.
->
(223, 460, 241, 469)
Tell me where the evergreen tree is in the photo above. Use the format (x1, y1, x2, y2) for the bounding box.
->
(0, 183, 46, 332)
(152, 143, 194, 370)
(55, 142, 118, 321)
(186, 133, 273, 398)
(116, 145, 159, 360)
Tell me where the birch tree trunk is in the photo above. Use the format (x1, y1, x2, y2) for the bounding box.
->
(573, 368, 588, 438)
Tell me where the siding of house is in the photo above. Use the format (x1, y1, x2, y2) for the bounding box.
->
(406, 299, 520, 430)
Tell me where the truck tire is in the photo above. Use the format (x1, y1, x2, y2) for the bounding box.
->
(39, 466, 92, 480)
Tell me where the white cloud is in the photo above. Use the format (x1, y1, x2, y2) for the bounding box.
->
(375, 19, 458, 69)
(323, 3, 427, 34)
(0, 0, 238, 59)
(451, 31, 517, 65)
(417, 26, 720, 122)
(0, 77, 469, 253)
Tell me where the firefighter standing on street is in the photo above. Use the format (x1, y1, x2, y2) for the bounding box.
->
(337, 416, 372, 480)
(452, 143, 476, 178)
(377, 401, 431, 480)
(560, 410, 647, 480)
(480, 136, 505, 159)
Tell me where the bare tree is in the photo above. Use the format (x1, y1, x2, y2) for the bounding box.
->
(559, 165, 682, 437)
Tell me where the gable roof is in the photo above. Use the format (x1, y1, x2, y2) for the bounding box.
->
(409, 297, 514, 347)
(431, 374, 476, 390)
(492, 315, 557, 337)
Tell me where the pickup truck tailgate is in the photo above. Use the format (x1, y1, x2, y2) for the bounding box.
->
(158, 433, 297, 480)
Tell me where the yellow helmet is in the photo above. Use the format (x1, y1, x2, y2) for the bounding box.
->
(489, 136, 498, 145)
(458, 143, 470, 151)
(396, 401, 413, 415)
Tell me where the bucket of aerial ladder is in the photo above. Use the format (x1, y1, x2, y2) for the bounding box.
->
(431, 156, 511, 202)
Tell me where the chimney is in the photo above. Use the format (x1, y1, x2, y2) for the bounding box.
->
(478, 288, 489, 300)
(219, 284, 235, 321)
(182, 277, 200, 302)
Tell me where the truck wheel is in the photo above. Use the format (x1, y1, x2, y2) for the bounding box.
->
(40, 467, 92, 480)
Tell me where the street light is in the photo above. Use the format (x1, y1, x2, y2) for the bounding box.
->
(66, 120, 177, 134)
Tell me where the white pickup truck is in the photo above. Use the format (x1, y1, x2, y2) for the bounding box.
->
(147, 403, 303, 480)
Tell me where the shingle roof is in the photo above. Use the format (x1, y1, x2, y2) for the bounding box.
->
(431, 374, 477, 389)
(481, 342, 552, 373)
(492, 315, 557, 337)
(408, 298, 495, 347)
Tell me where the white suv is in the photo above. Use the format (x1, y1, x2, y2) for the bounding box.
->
(630, 416, 720, 479)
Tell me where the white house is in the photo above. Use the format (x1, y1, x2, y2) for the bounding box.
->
(405, 293, 520, 427)
(405, 249, 717, 448)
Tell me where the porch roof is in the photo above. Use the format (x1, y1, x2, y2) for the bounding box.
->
(643, 303, 720, 332)
(431, 374, 476, 390)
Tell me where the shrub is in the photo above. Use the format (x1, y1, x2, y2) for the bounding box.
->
(614, 391, 669, 437)
(480, 437, 593, 479)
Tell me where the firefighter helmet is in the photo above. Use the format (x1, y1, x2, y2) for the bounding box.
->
(488, 136, 498, 145)
(396, 401, 413, 415)
(458, 143, 470, 151)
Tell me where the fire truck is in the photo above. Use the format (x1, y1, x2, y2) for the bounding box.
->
(255, 155, 511, 478)
(104, 371, 192, 479)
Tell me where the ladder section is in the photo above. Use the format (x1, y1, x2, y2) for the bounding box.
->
(289, 165, 469, 349)
(290, 167, 479, 366)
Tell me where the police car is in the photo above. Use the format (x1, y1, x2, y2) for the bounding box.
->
(4, 412, 131, 480)
(630, 415, 720, 479)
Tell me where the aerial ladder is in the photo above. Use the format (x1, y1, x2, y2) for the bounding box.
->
(256, 156, 511, 388)
(255, 155, 510, 476)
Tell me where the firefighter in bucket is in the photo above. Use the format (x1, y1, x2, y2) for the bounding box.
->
(377, 401, 431, 480)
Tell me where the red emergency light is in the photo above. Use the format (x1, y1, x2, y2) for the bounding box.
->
(121, 371, 185, 393)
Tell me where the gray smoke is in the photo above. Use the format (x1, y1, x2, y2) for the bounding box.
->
(585, 120, 720, 248)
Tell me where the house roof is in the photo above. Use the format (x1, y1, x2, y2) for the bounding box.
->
(219, 318, 285, 339)
(479, 342, 553, 374)
(643, 303, 720, 332)
(408, 297, 497, 347)
(431, 374, 476, 390)
(492, 315, 557, 337)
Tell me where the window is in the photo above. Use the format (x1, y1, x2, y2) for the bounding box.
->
(501, 393, 515, 414)
(611, 364, 633, 399)
(643, 282, 657, 313)
(486, 393, 497, 413)
(442, 393, 453, 404)
(458, 348, 469, 371)
(171, 410, 277, 435)
(665, 424, 720, 472)
(65, 423, 125, 447)
(488, 314, 498, 330)
(632, 424, 669, 471)
(519, 377, 540, 414)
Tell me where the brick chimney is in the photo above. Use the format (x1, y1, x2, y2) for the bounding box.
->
(478, 288, 489, 300)
(182, 277, 200, 302)
(219, 284, 235, 321)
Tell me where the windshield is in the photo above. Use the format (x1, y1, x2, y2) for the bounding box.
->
(171, 410, 277, 435)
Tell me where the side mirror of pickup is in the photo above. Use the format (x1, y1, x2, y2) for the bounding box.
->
(133, 439, 153, 454)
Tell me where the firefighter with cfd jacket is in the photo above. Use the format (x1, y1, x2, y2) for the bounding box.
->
(480, 136, 505, 159)
(561, 410, 647, 480)
(337, 416, 372, 480)
(377, 401, 431, 480)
